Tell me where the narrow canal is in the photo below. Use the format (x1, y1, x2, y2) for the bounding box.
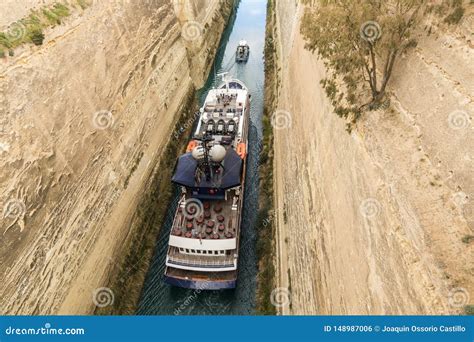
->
(137, 0, 266, 315)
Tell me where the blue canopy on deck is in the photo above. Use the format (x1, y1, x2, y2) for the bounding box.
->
(172, 149, 242, 190)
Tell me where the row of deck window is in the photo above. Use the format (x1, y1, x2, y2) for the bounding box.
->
(179, 248, 226, 256)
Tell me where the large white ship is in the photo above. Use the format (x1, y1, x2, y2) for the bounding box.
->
(164, 74, 250, 290)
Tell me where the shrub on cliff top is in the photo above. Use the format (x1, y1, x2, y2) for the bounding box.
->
(30, 29, 45, 45)
(465, 305, 474, 315)
(0, 2, 71, 51)
(0, 33, 11, 49)
(301, 0, 426, 125)
(76, 0, 90, 10)
(444, 6, 465, 24)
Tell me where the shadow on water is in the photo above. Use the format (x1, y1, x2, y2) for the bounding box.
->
(137, 0, 266, 315)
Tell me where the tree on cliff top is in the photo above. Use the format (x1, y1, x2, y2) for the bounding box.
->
(301, 0, 425, 125)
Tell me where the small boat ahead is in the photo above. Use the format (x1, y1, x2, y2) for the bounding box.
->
(235, 40, 249, 62)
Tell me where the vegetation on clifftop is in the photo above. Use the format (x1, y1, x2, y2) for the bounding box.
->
(300, 0, 468, 129)
(256, 0, 277, 315)
(301, 0, 427, 127)
(0, 1, 91, 57)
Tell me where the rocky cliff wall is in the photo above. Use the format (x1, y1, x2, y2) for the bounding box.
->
(271, 1, 473, 315)
(0, 0, 232, 314)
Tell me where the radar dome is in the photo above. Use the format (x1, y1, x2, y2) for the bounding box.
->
(209, 144, 226, 162)
(191, 145, 205, 160)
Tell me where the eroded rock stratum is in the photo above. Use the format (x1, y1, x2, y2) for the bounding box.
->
(0, 0, 231, 314)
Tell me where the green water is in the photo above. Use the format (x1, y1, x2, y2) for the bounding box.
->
(137, 0, 266, 315)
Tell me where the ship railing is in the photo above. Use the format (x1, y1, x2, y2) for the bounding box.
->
(168, 255, 235, 268)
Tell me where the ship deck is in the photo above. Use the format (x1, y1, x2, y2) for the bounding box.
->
(197, 92, 244, 142)
(171, 196, 239, 240)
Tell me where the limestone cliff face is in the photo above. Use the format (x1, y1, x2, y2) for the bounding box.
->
(271, 2, 473, 314)
(0, 0, 231, 314)
(172, 0, 230, 87)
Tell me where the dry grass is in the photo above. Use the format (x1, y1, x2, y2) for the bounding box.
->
(256, 0, 278, 315)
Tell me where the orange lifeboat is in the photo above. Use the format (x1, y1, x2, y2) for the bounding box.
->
(186, 140, 197, 152)
(237, 143, 246, 159)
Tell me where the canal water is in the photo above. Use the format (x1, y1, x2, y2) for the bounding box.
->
(137, 0, 266, 315)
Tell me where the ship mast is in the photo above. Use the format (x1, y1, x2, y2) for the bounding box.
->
(216, 72, 230, 93)
(194, 134, 214, 181)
